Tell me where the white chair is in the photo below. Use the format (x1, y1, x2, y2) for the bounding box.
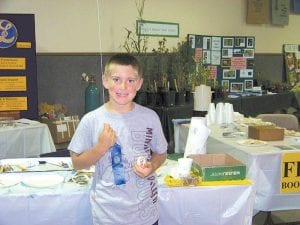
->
(256, 113, 299, 131)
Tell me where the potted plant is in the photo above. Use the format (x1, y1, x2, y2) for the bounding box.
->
(149, 38, 176, 107)
(171, 40, 190, 105)
(189, 57, 212, 112)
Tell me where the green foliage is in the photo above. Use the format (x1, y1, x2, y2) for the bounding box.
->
(189, 57, 211, 90)
(122, 0, 148, 54)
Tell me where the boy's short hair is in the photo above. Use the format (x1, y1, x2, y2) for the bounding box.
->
(104, 53, 142, 78)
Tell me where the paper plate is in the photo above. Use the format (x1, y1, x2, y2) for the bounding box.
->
(237, 139, 267, 147)
(0, 174, 20, 188)
(22, 174, 64, 188)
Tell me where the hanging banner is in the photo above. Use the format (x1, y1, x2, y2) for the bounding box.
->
(0, 14, 37, 119)
(281, 152, 300, 193)
(246, 0, 270, 24)
(271, 0, 289, 25)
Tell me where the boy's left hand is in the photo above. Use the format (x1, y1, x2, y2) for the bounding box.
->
(134, 161, 154, 178)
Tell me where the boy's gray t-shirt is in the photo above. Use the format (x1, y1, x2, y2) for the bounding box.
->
(68, 103, 168, 225)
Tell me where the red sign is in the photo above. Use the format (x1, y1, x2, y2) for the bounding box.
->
(208, 65, 217, 79)
(231, 57, 247, 70)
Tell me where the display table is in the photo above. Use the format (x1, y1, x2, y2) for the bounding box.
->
(175, 123, 300, 213)
(0, 157, 254, 225)
(0, 119, 56, 159)
(149, 92, 297, 153)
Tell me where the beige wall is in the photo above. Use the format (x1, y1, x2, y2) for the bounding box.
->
(1, 0, 299, 53)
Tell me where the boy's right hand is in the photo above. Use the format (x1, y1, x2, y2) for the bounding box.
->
(97, 123, 116, 152)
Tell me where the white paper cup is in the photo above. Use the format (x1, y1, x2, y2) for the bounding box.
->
(177, 158, 193, 177)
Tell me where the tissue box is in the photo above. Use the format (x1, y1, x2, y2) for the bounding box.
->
(188, 153, 246, 181)
(248, 125, 284, 141)
(41, 116, 80, 144)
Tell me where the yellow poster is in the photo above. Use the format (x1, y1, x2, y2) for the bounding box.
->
(0, 97, 27, 111)
(0, 76, 27, 91)
(281, 152, 300, 193)
(0, 57, 26, 70)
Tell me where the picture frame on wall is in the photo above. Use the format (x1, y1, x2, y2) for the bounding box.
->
(203, 37, 211, 50)
(247, 37, 254, 48)
(222, 48, 233, 58)
(230, 82, 243, 92)
(235, 37, 246, 47)
(189, 35, 195, 48)
(221, 59, 231, 67)
(222, 80, 230, 91)
(203, 50, 211, 64)
(223, 69, 236, 79)
(244, 79, 253, 90)
(223, 37, 234, 48)
(247, 59, 255, 68)
(233, 48, 243, 56)
(240, 69, 254, 78)
(243, 49, 254, 58)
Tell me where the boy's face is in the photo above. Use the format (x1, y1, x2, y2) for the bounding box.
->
(103, 64, 143, 107)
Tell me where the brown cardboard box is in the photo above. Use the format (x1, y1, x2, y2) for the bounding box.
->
(248, 125, 284, 141)
(188, 153, 246, 181)
(41, 116, 80, 144)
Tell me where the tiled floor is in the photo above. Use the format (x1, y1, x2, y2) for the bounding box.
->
(252, 210, 300, 225)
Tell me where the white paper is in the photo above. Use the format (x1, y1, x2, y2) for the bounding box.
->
(184, 117, 211, 157)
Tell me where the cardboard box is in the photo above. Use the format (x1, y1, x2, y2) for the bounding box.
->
(248, 125, 284, 141)
(188, 153, 246, 181)
(41, 116, 80, 144)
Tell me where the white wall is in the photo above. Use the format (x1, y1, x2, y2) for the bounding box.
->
(1, 0, 299, 53)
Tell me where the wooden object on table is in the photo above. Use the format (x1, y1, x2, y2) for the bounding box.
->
(248, 125, 284, 141)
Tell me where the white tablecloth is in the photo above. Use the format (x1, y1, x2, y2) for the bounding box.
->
(0, 119, 56, 159)
(174, 122, 300, 212)
(0, 157, 254, 225)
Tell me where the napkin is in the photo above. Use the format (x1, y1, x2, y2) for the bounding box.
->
(184, 117, 211, 157)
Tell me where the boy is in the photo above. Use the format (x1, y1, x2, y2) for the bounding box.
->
(68, 53, 168, 225)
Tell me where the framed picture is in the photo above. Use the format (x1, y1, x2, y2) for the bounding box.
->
(189, 35, 196, 48)
(243, 48, 254, 58)
(240, 69, 254, 78)
(203, 37, 211, 50)
(223, 37, 234, 48)
(222, 80, 229, 91)
(230, 82, 243, 92)
(223, 69, 236, 79)
(233, 48, 243, 56)
(247, 37, 254, 48)
(222, 48, 233, 58)
(221, 59, 231, 67)
(244, 80, 253, 90)
(247, 59, 255, 68)
(203, 50, 211, 64)
(235, 37, 246, 47)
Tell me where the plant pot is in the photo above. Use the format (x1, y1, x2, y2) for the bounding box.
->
(162, 90, 176, 107)
(147, 91, 157, 106)
(175, 91, 186, 106)
(193, 85, 212, 111)
(185, 90, 194, 103)
(134, 91, 147, 106)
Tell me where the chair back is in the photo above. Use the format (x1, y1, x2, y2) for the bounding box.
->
(256, 114, 299, 131)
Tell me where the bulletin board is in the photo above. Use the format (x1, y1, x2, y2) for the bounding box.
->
(283, 44, 300, 87)
(0, 14, 38, 119)
(188, 34, 255, 93)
